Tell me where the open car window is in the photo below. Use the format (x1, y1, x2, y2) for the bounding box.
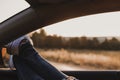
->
(30, 12, 120, 71)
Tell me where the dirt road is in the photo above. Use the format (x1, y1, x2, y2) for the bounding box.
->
(49, 61, 87, 71)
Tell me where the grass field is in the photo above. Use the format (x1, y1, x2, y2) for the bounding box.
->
(2, 48, 120, 70)
(36, 48, 120, 70)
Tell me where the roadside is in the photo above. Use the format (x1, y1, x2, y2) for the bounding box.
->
(38, 48, 120, 70)
(49, 61, 87, 71)
(49, 61, 106, 71)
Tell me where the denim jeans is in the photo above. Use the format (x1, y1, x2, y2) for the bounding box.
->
(13, 43, 67, 80)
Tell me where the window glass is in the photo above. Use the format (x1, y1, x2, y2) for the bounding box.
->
(0, 0, 29, 23)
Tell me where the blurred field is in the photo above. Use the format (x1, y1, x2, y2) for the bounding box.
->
(2, 48, 120, 70)
(36, 48, 120, 70)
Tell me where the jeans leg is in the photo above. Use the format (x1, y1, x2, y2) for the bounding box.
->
(13, 55, 44, 80)
(19, 44, 67, 80)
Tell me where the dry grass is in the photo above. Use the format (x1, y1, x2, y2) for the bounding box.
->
(3, 48, 120, 70)
(36, 48, 120, 70)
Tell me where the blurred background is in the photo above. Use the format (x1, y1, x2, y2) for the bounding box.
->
(30, 28, 120, 70)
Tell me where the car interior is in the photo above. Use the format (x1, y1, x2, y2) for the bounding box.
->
(0, 0, 120, 80)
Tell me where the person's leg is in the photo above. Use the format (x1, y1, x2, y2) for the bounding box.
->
(19, 43, 67, 80)
(6, 36, 77, 80)
(13, 55, 44, 80)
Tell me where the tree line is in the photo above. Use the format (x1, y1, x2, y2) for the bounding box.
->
(31, 29, 120, 50)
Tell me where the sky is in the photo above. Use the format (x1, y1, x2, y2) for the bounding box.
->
(0, 0, 120, 37)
